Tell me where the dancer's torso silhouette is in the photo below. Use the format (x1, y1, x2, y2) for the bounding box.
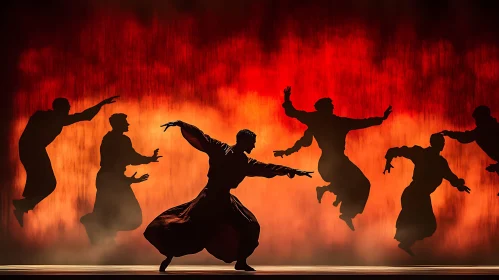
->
(100, 131, 152, 173)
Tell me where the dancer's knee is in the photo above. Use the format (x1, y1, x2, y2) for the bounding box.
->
(249, 222, 260, 236)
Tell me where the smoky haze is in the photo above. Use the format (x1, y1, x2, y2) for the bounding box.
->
(1, 0, 499, 265)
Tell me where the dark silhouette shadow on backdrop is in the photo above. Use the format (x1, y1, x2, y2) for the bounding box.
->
(80, 113, 161, 245)
(440, 105, 499, 195)
(12, 96, 119, 227)
(384, 133, 471, 256)
(274, 86, 392, 231)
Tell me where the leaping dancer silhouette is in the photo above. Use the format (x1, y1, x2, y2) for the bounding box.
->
(384, 133, 470, 256)
(13, 96, 119, 227)
(440, 105, 499, 195)
(274, 86, 392, 231)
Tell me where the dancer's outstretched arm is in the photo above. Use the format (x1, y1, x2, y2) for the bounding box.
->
(281, 86, 313, 125)
(246, 158, 313, 178)
(64, 96, 119, 126)
(442, 160, 471, 193)
(161, 120, 224, 156)
(274, 128, 314, 158)
(343, 106, 392, 131)
(383, 145, 423, 174)
(122, 136, 161, 165)
(440, 129, 477, 144)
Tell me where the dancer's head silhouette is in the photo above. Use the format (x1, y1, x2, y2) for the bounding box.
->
(430, 133, 445, 153)
(235, 129, 256, 154)
(314, 98, 334, 115)
(472, 105, 494, 126)
(52, 98, 71, 116)
(109, 113, 130, 133)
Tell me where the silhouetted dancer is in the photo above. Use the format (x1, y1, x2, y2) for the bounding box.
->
(79, 113, 162, 245)
(12, 96, 119, 227)
(384, 133, 471, 256)
(275, 86, 392, 231)
(440, 105, 499, 194)
(143, 120, 313, 272)
(273, 128, 347, 206)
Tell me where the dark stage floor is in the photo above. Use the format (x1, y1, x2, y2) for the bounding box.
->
(1, 265, 499, 278)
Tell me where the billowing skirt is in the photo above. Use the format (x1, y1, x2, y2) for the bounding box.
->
(394, 186, 437, 244)
(144, 188, 260, 263)
(318, 153, 371, 217)
(81, 170, 142, 233)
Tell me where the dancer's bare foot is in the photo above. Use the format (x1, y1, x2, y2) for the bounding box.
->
(159, 256, 173, 272)
(398, 243, 415, 257)
(339, 215, 355, 231)
(316, 186, 327, 203)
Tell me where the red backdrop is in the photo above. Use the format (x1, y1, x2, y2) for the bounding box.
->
(2, 0, 499, 265)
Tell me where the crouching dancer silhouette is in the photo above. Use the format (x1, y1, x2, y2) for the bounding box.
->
(384, 133, 471, 256)
(275, 86, 392, 231)
(13, 96, 119, 227)
(80, 113, 162, 245)
(143, 120, 313, 272)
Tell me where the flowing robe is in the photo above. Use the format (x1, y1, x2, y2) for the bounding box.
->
(385, 146, 466, 245)
(81, 131, 151, 243)
(144, 122, 300, 262)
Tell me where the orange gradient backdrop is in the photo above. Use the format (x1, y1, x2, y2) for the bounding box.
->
(5, 13, 499, 265)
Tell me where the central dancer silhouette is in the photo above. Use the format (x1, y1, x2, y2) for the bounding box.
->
(143, 120, 313, 272)
(274, 86, 392, 231)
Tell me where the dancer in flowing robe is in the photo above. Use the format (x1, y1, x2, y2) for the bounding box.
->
(143, 120, 313, 272)
(80, 113, 161, 245)
(384, 133, 471, 256)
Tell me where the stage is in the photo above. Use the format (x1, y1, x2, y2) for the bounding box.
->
(1, 265, 499, 278)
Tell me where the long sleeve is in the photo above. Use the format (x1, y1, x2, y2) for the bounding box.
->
(385, 145, 422, 162)
(63, 103, 103, 126)
(442, 159, 466, 189)
(282, 100, 313, 125)
(122, 137, 151, 166)
(284, 129, 314, 156)
(246, 158, 298, 178)
(445, 129, 477, 144)
(178, 121, 224, 156)
(341, 116, 384, 131)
